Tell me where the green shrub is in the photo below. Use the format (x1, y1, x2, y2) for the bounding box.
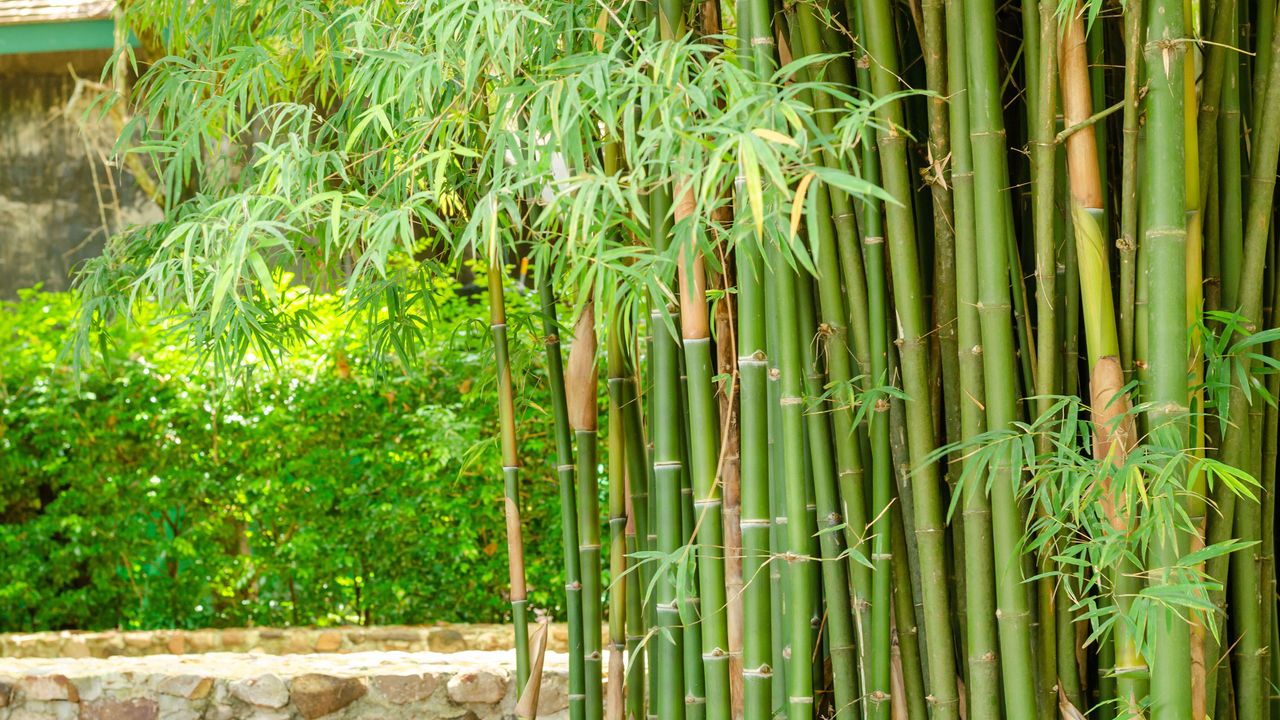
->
(0, 284, 567, 631)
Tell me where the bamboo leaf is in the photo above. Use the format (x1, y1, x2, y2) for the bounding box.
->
(789, 172, 815, 242)
(750, 127, 799, 148)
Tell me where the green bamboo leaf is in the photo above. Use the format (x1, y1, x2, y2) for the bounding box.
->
(738, 136, 764, 239)
(210, 265, 237, 320)
(247, 252, 278, 303)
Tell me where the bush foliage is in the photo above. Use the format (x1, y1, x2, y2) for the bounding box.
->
(0, 283, 568, 631)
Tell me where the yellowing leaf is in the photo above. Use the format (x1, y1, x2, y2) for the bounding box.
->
(593, 9, 608, 51)
(751, 127, 799, 148)
(790, 172, 815, 242)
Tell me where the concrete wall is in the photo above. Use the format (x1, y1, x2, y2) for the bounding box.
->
(0, 50, 158, 298)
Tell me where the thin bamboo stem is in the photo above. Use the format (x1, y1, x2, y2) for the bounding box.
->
(539, 281, 587, 720)
(488, 263, 531, 694)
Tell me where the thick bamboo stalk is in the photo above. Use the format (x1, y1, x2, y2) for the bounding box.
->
(963, 0, 1040, 712)
(676, 300, 707, 720)
(733, 3, 775, 720)
(1141, 0, 1193, 717)
(859, 0, 961, 714)
(943, 2, 1000, 719)
(764, 237, 818, 720)
(569, 302, 604, 720)
(674, 191, 732, 720)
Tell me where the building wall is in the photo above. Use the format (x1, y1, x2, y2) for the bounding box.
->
(0, 49, 159, 298)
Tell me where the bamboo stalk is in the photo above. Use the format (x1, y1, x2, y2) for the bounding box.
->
(786, 11, 871, 710)
(859, 0, 961, 714)
(1142, 0, 1193, 717)
(889, 492, 929, 720)
(607, 335, 629, 720)
(1117, 0, 1144, 377)
(539, 281, 588, 720)
(619, 364, 650, 720)
(764, 233, 818, 720)
(1029, 4, 1059, 715)
(794, 267, 859, 720)
(852, 19, 895, 720)
(674, 189, 732, 720)
(963, 0, 1040, 711)
(569, 302, 604, 720)
(650, 3, 689, 711)
(944, 2, 1001, 719)
(917, 0, 960, 457)
(488, 262, 532, 694)
(650, 188, 686, 720)
(1202, 18, 1243, 702)
(1217, 10, 1280, 720)
(733, 3, 775, 720)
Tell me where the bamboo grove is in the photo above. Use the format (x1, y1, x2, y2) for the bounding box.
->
(76, 0, 1280, 718)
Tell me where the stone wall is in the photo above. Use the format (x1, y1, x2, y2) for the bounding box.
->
(0, 650, 576, 719)
(0, 625, 585, 660)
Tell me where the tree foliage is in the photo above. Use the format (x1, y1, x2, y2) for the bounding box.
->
(1, 285, 566, 630)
